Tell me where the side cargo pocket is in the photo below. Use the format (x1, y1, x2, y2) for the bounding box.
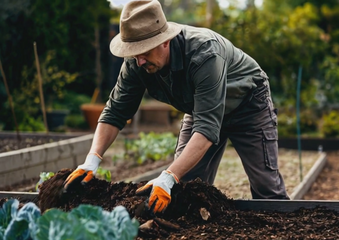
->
(262, 127, 278, 170)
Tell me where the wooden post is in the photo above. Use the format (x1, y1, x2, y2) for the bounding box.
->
(33, 42, 49, 133)
(206, 0, 214, 28)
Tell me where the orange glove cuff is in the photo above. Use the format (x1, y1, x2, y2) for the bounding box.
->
(164, 170, 179, 183)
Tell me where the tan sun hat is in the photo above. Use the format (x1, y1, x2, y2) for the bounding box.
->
(110, 0, 182, 58)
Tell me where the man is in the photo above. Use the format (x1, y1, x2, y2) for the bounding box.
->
(64, 0, 289, 214)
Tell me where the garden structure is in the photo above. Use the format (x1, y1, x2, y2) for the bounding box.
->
(1, 169, 339, 239)
(1, 132, 339, 239)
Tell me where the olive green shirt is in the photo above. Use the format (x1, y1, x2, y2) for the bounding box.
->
(99, 24, 266, 144)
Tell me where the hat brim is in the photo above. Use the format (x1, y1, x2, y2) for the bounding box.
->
(110, 22, 182, 58)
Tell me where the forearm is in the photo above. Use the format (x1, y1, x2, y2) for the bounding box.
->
(89, 122, 120, 157)
(168, 132, 212, 179)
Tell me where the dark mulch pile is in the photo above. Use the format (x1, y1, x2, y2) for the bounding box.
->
(5, 169, 336, 239)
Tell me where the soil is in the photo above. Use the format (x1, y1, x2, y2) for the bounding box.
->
(0, 135, 69, 153)
(16, 169, 339, 239)
(2, 137, 339, 239)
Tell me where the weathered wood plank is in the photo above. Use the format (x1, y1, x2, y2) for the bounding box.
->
(290, 152, 327, 200)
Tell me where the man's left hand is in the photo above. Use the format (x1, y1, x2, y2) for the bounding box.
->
(136, 170, 179, 214)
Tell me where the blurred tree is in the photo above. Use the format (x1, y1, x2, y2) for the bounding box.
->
(213, 2, 328, 109)
(0, 0, 118, 130)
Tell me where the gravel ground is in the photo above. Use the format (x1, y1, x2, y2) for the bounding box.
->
(213, 147, 320, 199)
(303, 151, 339, 200)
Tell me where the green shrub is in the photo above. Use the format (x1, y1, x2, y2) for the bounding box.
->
(116, 132, 177, 165)
(299, 109, 319, 133)
(277, 112, 297, 137)
(59, 91, 92, 114)
(278, 109, 321, 137)
(65, 114, 88, 129)
(321, 110, 339, 138)
(18, 116, 46, 132)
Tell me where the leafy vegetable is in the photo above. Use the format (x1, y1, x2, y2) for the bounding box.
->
(4, 202, 40, 240)
(119, 131, 177, 164)
(35, 172, 55, 192)
(0, 199, 41, 240)
(0, 199, 20, 239)
(35, 205, 139, 240)
(0, 200, 139, 240)
(96, 167, 112, 182)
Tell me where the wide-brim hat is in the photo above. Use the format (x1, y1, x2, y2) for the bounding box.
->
(110, 0, 182, 58)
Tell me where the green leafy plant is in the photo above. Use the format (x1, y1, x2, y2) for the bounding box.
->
(0, 199, 139, 240)
(35, 172, 55, 192)
(0, 199, 40, 240)
(321, 110, 339, 138)
(118, 131, 177, 165)
(64, 114, 88, 130)
(36, 205, 139, 240)
(18, 116, 46, 132)
(96, 167, 112, 182)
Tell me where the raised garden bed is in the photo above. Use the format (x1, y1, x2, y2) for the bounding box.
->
(1, 169, 339, 239)
(0, 131, 329, 202)
(0, 132, 92, 189)
(1, 145, 338, 239)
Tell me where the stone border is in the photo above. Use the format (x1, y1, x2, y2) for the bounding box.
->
(290, 152, 327, 200)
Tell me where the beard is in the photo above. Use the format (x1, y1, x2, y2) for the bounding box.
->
(142, 61, 160, 74)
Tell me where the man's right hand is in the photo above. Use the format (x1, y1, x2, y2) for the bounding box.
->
(63, 153, 102, 192)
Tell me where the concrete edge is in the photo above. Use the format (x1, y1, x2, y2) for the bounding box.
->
(290, 152, 327, 200)
(0, 133, 94, 157)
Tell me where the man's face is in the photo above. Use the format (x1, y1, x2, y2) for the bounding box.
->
(133, 41, 169, 74)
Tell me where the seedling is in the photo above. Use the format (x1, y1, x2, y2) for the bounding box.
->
(35, 172, 55, 192)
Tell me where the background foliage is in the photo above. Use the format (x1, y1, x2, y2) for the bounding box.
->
(1, 0, 339, 137)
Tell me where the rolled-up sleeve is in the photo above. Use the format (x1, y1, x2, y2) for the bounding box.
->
(191, 54, 227, 144)
(98, 60, 145, 130)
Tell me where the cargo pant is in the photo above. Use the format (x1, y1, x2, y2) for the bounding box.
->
(174, 81, 289, 199)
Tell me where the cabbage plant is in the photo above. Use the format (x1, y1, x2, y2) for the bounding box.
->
(0, 199, 139, 240)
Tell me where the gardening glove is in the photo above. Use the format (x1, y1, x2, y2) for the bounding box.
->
(136, 170, 179, 214)
(63, 152, 102, 192)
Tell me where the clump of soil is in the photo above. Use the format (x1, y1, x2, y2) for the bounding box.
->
(34, 169, 339, 239)
(38, 169, 233, 218)
(38, 168, 74, 213)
